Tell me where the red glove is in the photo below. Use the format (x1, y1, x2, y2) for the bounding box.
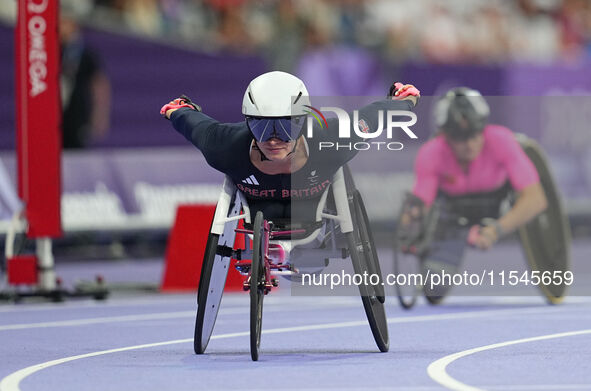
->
(467, 223, 499, 250)
(160, 95, 201, 118)
(467, 225, 481, 247)
(389, 82, 421, 100)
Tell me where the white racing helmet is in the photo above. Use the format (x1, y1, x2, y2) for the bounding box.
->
(242, 71, 311, 142)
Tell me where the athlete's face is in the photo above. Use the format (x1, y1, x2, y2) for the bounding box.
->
(256, 138, 296, 161)
(445, 133, 484, 163)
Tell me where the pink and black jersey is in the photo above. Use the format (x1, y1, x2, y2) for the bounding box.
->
(412, 125, 540, 207)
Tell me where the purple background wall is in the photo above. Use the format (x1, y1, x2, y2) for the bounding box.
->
(0, 25, 15, 150)
(2, 24, 591, 150)
(0, 24, 266, 150)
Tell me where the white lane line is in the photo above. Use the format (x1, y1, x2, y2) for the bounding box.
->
(0, 311, 195, 331)
(427, 329, 591, 391)
(224, 386, 591, 391)
(481, 385, 591, 390)
(225, 385, 591, 391)
(0, 338, 194, 391)
(0, 300, 578, 332)
(0, 299, 363, 331)
(0, 297, 193, 313)
(1, 295, 589, 314)
(0, 295, 359, 314)
(0, 305, 580, 391)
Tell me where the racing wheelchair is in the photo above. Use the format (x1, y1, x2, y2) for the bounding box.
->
(193, 166, 388, 361)
(392, 135, 571, 309)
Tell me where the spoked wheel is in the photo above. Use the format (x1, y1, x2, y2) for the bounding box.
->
(194, 233, 226, 354)
(392, 234, 421, 310)
(250, 211, 265, 361)
(347, 190, 389, 353)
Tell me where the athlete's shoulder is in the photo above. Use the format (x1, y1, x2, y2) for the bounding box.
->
(483, 124, 522, 157)
(483, 124, 516, 143)
(208, 121, 251, 146)
(417, 134, 446, 157)
(199, 121, 252, 171)
(415, 134, 446, 171)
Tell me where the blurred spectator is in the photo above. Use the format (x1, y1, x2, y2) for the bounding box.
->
(462, 3, 511, 63)
(3, 0, 589, 68)
(261, 0, 305, 73)
(0, 0, 16, 25)
(509, 0, 561, 62)
(419, 3, 463, 63)
(210, 1, 253, 53)
(121, 0, 163, 36)
(60, 3, 111, 149)
(559, 0, 591, 60)
(361, 0, 421, 63)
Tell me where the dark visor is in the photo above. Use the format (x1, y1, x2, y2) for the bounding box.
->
(246, 116, 307, 142)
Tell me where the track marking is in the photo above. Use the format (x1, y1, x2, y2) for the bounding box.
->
(480, 385, 591, 390)
(1, 295, 589, 314)
(0, 311, 195, 331)
(0, 305, 580, 391)
(0, 299, 363, 331)
(427, 329, 591, 391)
(0, 300, 580, 332)
(225, 386, 591, 391)
(0, 295, 358, 313)
(0, 297, 193, 313)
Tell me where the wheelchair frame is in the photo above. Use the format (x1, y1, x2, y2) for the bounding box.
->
(393, 134, 571, 309)
(194, 167, 388, 360)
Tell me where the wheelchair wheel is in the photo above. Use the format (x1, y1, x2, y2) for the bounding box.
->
(250, 211, 265, 361)
(392, 234, 421, 310)
(194, 193, 241, 355)
(424, 291, 445, 305)
(352, 190, 385, 303)
(194, 232, 225, 354)
(347, 190, 389, 353)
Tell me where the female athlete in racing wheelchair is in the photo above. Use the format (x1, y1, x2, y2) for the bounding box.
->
(161, 71, 420, 360)
(393, 87, 570, 309)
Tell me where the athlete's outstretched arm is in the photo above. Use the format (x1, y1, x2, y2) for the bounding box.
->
(351, 83, 419, 143)
(473, 130, 548, 250)
(499, 182, 547, 234)
(160, 95, 244, 171)
(472, 183, 547, 250)
(496, 131, 548, 234)
(323, 83, 420, 167)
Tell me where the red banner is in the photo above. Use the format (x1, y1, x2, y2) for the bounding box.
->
(15, 0, 62, 237)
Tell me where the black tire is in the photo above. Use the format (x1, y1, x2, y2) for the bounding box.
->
(250, 211, 265, 361)
(424, 292, 445, 306)
(347, 191, 389, 353)
(352, 191, 385, 303)
(517, 137, 571, 305)
(194, 233, 226, 354)
(392, 233, 420, 310)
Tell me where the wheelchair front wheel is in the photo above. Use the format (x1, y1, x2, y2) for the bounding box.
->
(250, 211, 265, 361)
(347, 191, 389, 353)
(352, 190, 385, 303)
(392, 235, 421, 310)
(194, 233, 227, 354)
